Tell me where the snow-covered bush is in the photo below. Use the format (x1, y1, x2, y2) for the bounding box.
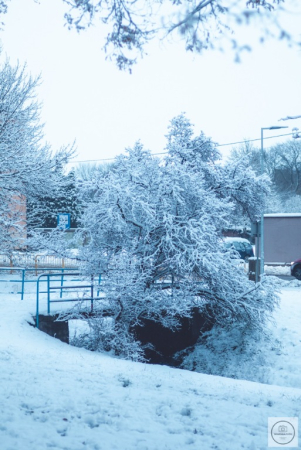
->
(75, 114, 278, 359)
(71, 317, 145, 361)
(179, 314, 282, 384)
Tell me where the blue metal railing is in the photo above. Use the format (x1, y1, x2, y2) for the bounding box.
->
(0, 267, 79, 300)
(36, 272, 102, 328)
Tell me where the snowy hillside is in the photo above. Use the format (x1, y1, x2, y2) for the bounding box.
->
(0, 284, 300, 450)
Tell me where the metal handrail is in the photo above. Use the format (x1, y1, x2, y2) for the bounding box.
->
(0, 267, 79, 300)
(36, 272, 102, 328)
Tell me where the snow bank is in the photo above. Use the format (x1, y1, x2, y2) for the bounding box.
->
(0, 287, 300, 449)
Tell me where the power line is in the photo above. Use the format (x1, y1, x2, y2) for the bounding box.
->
(217, 132, 292, 147)
(68, 131, 294, 164)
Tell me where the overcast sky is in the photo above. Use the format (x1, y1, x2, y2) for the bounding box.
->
(1, 0, 301, 167)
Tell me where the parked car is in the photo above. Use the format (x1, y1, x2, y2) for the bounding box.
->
(291, 259, 301, 280)
(224, 237, 254, 260)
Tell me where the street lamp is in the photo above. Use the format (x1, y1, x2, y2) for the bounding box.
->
(259, 126, 288, 277)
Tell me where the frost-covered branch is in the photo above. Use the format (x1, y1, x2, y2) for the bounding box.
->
(59, 0, 292, 70)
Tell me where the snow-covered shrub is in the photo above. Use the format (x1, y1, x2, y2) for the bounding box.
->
(179, 319, 282, 384)
(70, 317, 145, 361)
(73, 114, 277, 360)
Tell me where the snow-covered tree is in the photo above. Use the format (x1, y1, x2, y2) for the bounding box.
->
(75, 114, 277, 359)
(228, 139, 301, 214)
(28, 170, 80, 230)
(0, 59, 74, 252)
(266, 140, 301, 195)
(74, 162, 114, 182)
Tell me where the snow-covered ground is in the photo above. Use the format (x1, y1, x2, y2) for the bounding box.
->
(265, 265, 291, 276)
(0, 278, 300, 449)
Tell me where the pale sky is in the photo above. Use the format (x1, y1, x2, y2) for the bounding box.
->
(1, 0, 301, 167)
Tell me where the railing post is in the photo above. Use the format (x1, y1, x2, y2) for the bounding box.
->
(47, 275, 50, 314)
(91, 274, 94, 313)
(60, 269, 64, 299)
(36, 276, 40, 328)
(21, 269, 25, 300)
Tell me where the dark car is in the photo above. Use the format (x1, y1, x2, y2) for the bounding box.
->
(291, 259, 301, 280)
(224, 238, 254, 260)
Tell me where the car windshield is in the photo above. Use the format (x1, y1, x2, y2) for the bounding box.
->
(224, 239, 253, 259)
